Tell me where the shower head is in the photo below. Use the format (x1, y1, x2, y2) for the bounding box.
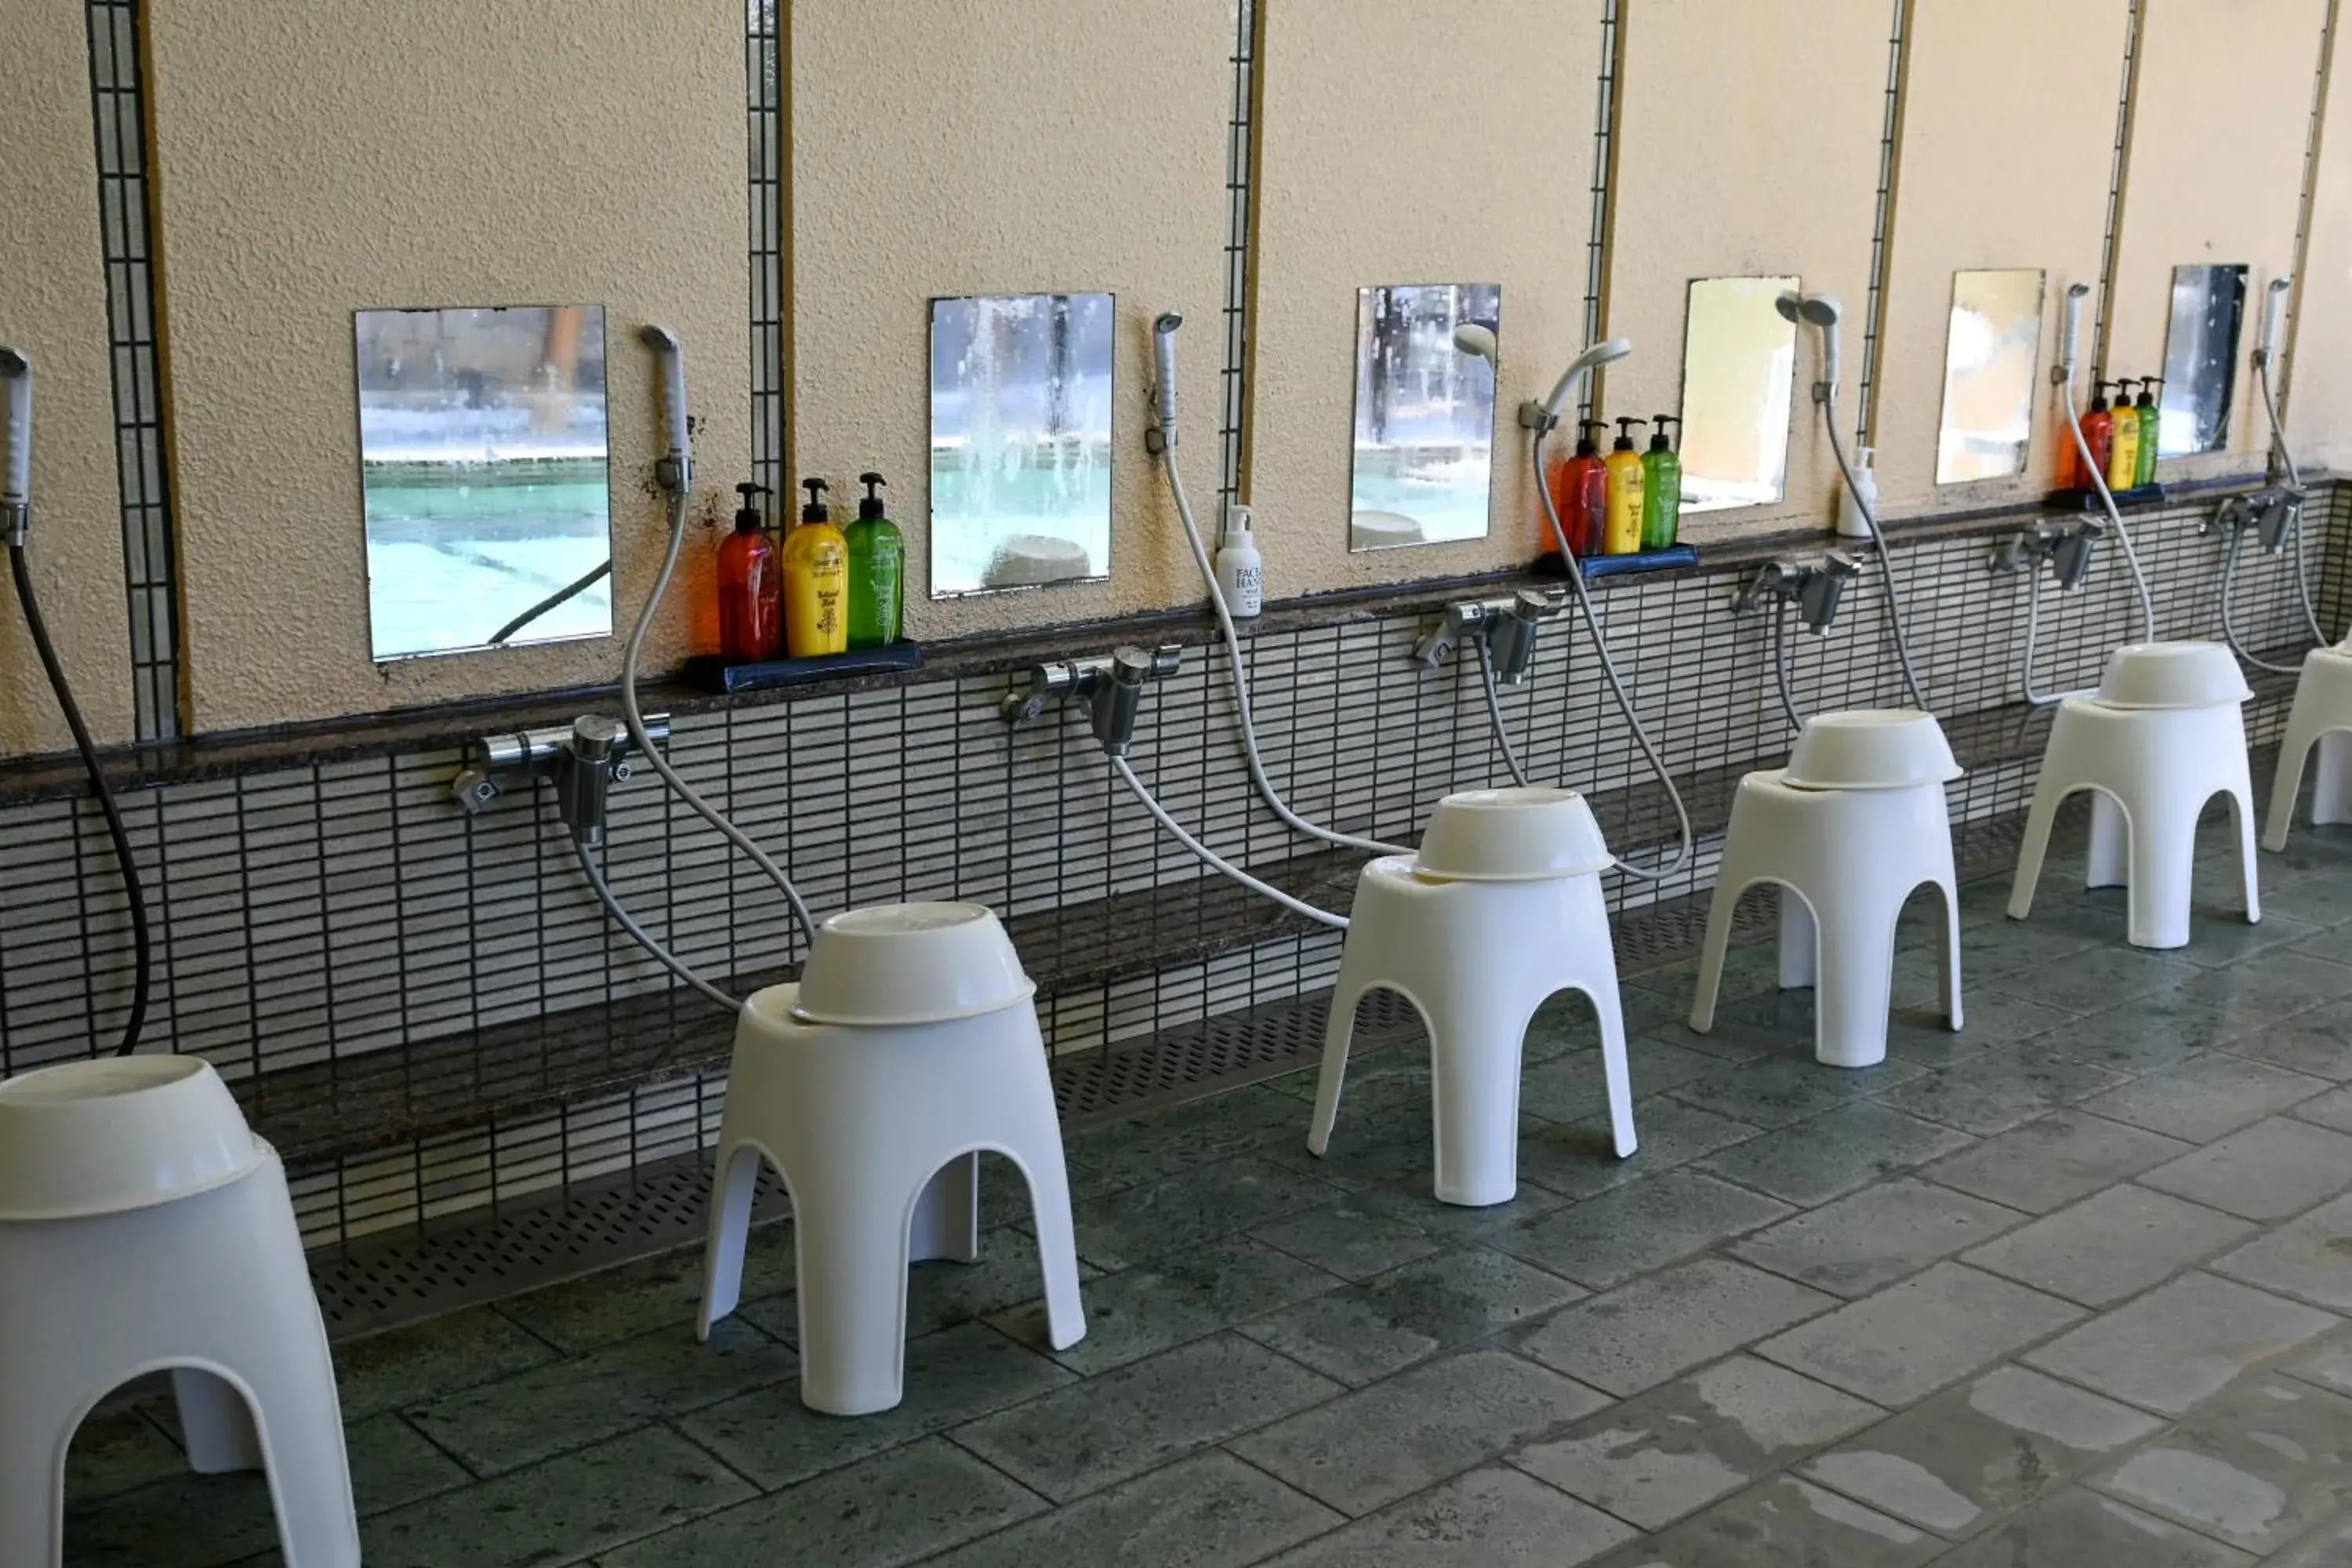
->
(1152, 311, 1183, 431)
(1538, 337, 1632, 423)
(1777, 292, 1844, 394)
(1, 347, 28, 529)
(638, 325, 690, 491)
(1452, 322, 1498, 365)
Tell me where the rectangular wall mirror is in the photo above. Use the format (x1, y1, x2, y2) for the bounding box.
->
(929, 291, 1114, 595)
(355, 305, 612, 662)
(1348, 282, 1500, 551)
(1678, 275, 1799, 514)
(2158, 263, 2249, 457)
(1936, 268, 2046, 485)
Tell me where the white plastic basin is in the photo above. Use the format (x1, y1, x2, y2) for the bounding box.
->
(2095, 641, 2252, 710)
(793, 902, 1036, 1025)
(0, 1055, 267, 1221)
(1414, 786, 1614, 881)
(1783, 710, 1962, 791)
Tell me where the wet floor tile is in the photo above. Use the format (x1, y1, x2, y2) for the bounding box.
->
(1589, 1474, 1940, 1566)
(1927, 1486, 2254, 1566)
(1512, 1355, 1879, 1530)
(1799, 1364, 2160, 1539)
(2024, 1272, 2342, 1415)
(2212, 1192, 2352, 1310)
(1921, 1111, 2194, 1214)
(952, 1333, 1341, 1502)
(1755, 1263, 2083, 1407)
(1514, 1258, 1835, 1398)
(2080, 1054, 2332, 1143)
(674, 1321, 1074, 1490)
(923, 1451, 1341, 1568)
(2092, 1373, 2352, 1553)
(1261, 1463, 1635, 1567)
(1731, 1178, 2024, 1298)
(1494, 1171, 1790, 1290)
(1693, 1102, 1974, 1206)
(1238, 1244, 1583, 1385)
(1962, 1185, 2257, 1306)
(989, 1235, 1338, 1375)
(2140, 1116, 2352, 1220)
(1229, 1348, 1609, 1516)
(598, 1437, 1041, 1568)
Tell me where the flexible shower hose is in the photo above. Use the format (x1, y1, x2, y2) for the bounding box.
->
(1110, 754, 1350, 929)
(9, 544, 151, 1056)
(1819, 391, 1932, 713)
(1529, 437, 1694, 883)
(1157, 441, 1411, 858)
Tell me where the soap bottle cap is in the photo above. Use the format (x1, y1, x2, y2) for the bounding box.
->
(858, 470, 887, 521)
(1612, 416, 1645, 452)
(734, 481, 768, 532)
(1649, 415, 1680, 452)
(1220, 501, 1254, 547)
(800, 476, 830, 524)
(1573, 419, 1605, 456)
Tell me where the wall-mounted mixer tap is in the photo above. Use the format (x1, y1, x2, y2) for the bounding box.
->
(1000, 644, 1182, 756)
(452, 712, 671, 847)
(1735, 554, 1860, 634)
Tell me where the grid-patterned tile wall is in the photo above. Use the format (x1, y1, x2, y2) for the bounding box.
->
(0, 485, 2334, 1246)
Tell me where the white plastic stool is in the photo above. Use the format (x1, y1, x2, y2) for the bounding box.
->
(1690, 770, 1963, 1069)
(698, 982, 1086, 1416)
(2264, 644, 2352, 850)
(2010, 697, 2259, 948)
(1308, 855, 1637, 1208)
(0, 1057, 358, 1568)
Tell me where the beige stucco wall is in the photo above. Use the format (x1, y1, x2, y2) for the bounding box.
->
(1871, 0, 2132, 515)
(2288, 2, 2352, 470)
(1245, 0, 1603, 594)
(146, 0, 747, 733)
(1600, 0, 1893, 542)
(2106, 0, 2327, 480)
(0, 2, 136, 757)
(789, 0, 1230, 635)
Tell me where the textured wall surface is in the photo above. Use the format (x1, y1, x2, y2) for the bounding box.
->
(1871, 0, 2132, 515)
(0, 2, 136, 756)
(2105, 0, 2328, 477)
(1600, 0, 1893, 540)
(1244, 0, 1605, 594)
(787, 0, 1232, 637)
(2288, 2, 2352, 471)
(145, 0, 749, 733)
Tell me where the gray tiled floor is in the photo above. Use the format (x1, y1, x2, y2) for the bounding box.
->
(58, 851, 2352, 1566)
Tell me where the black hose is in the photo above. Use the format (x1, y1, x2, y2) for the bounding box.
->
(488, 557, 612, 645)
(9, 544, 151, 1056)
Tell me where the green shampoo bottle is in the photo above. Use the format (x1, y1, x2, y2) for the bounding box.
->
(1640, 415, 1682, 550)
(844, 470, 905, 648)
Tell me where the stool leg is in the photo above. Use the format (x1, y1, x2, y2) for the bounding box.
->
(1428, 990, 1525, 1207)
(1687, 878, 1746, 1033)
(2265, 719, 2319, 851)
(696, 1142, 765, 1340)
(793, 1175, 920, 1416)
(2314, 732, 2352, 829)
(2125, 800, 2194, 950)
(1778, 885, 1817, 991)
(2086, 793, 2129, 891)
(175, 1367, 263, 1474)
(909, 1152, 981, 1265)
(1307, 976, 1368, 1158)
(1812, 899, 1898, 1069)
(2007, 782, 2064, 921)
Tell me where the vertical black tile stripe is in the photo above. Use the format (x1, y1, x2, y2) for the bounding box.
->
(84, 0, 181, 741)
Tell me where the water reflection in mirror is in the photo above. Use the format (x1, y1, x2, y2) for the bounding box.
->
(929, 292, 1114, 596)
(1348, 283, 1499, 551)
(355, 305, 613, 662)
(2158, 263, 2247, 456)
(1678, 276, 1798, 514)
(1936, 268, 2045, 485)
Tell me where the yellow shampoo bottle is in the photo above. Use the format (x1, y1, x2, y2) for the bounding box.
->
(1604, 418, 1647, 555)
(784, 476, 850, 657)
